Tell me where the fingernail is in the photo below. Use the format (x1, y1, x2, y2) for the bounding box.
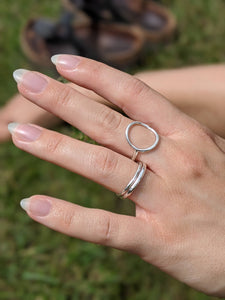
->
(13, 69, 28, 83)
(13, 69, 48, 93)
(51, 54, 80, 71)
(20, 198, 30, 211)
(8, 122, 19, 134)
(8, 123, 42, 142)
(20, 197, 51, 217)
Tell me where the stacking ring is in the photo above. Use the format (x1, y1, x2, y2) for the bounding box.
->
(125, 121, 159, 161)
(118, 162, 147, 199)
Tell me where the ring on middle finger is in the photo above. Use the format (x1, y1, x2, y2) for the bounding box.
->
(125, 121, 160, 161)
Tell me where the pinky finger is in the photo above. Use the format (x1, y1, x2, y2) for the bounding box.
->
(20, 195, 152, 255)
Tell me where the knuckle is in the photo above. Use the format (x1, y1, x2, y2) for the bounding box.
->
(182, 151, 208, 178)
(127, 78, 148, 99)
(97, 107, 123, 134)
(90, 148, 118, 178)
(87, 61, 104, 80)
(96, 212, 113, 244)
(191, 123, 215, 142)
(200, 127, 215, 143)
(55, 86, 74, 108)
(62, 211, 75, 230)
(119, 77, 148, 112)
(45, 134, 65, 155)
(215, 136, 225, 154)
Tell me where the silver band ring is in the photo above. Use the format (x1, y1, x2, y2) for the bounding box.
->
(132, 150, 139, 161)
(118, 162, 147, 199)
(126, 121, 159, 161)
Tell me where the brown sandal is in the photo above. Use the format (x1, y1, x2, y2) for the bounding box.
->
(62, 0, 177, 44)
(140, 1, 177, 43)
(20, 11, 145, 69)
(20, 11, 89, 67)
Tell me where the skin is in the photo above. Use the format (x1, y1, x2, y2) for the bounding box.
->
(1, 64, 225, 143)
(9, 56, 225, 297)
(136, 65, 225, 138)
(0, 93, 61, 141)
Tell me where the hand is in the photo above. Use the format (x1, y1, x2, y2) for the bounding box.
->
(0, 80, 116, 144)
(10, 56, 225, 297)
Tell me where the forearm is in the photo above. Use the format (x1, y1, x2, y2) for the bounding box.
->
(135, 64, 225, 137)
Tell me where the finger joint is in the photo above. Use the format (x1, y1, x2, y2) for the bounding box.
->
(89, 148, 119, 179)
(96, 212, 114, 244)
(45, 134, 65, 155)
(55, 86, 74, 108)
(102, 108, 122, 131)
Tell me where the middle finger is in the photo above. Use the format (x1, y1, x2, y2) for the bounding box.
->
(14, 70, 165, 172)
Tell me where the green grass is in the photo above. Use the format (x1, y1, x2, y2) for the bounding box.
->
(0, 0, 225, 299)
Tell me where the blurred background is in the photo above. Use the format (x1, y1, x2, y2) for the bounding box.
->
(0, 0, 225, 299)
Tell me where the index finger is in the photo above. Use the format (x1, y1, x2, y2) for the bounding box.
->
(52, 55, 192, 135)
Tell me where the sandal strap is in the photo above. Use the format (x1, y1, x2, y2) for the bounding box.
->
(33, 12, 75, 41)
(75, 0, 144, 23)
(58, 11, 101, 59)
(33, 19, 58, 40)
(109, 0, 145, 22)
(33, 11, 101, 61)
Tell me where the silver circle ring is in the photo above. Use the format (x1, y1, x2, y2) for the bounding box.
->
(126, 121, 159, 160)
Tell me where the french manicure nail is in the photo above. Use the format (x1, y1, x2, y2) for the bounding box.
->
(8, 122, 19, 134)
(20, 197, 51, 217)
(8, 123, 42, 142)
(51, 54, 80, 71)
(13, 69, 48, 93)
(20, 198, 30, 211)
(13, 69, 28, 83)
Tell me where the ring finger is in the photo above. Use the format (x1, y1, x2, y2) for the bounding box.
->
(9, 124, 162, 210)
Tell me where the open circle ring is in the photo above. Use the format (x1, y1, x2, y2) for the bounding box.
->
(126, 121, 160, 161)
